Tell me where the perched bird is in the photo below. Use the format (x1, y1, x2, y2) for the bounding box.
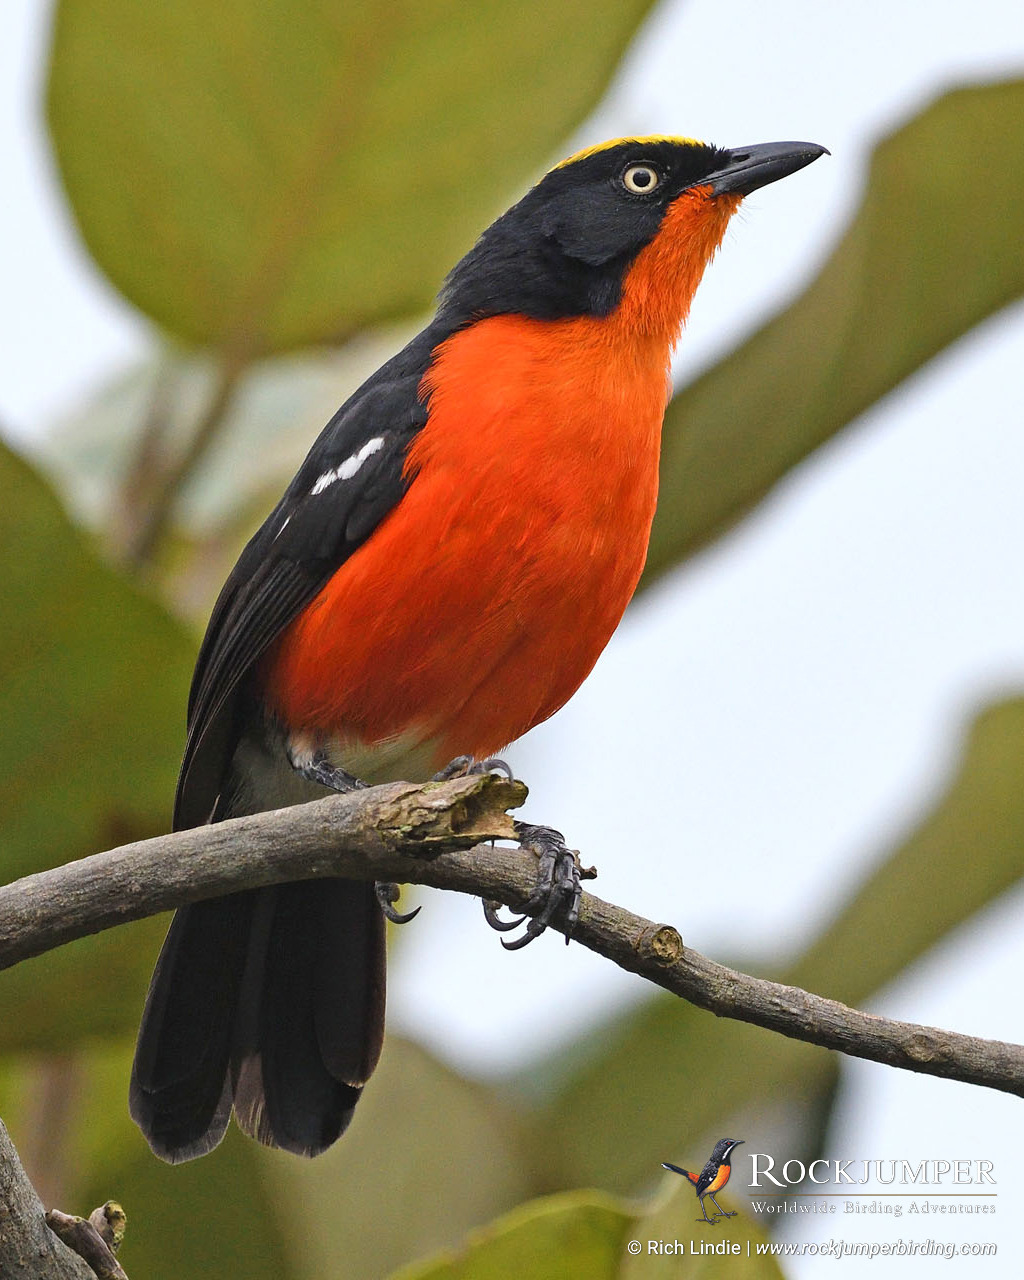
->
(664, 1138, 746, 1223)
(130, 136, 826, 1163)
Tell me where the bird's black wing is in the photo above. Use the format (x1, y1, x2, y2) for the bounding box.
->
(173, 323, 448, 831)
(695, 1158, 719, 1196)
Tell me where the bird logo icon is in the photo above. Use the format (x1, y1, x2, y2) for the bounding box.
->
(663, 1138, 745, 1224)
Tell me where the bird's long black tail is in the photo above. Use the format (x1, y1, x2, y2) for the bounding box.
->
(130, 878, 385, 1162)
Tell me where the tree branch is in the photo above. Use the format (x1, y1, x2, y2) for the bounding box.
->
(0, 1119, 102, 1279)
(44, 1208, 127, 1280)
(0, 774, 1021, 1098)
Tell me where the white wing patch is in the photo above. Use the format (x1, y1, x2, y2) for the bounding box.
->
(310, 437, 385, 496)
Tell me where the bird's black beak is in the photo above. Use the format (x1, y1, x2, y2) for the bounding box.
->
(705, 142, 829, 196)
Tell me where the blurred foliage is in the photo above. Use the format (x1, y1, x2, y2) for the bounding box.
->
(791, 696, 1024, 1003)
(80, 1092, 291, 1279)
(392, 1182, 785, 1279)
(40, 340, 414, 617)
(0, 438, 184, 1048)
(393, 1191, 635, 1280)
(616, 1185, 785, 1280)
(0, 441, 192, 880)
(0, 0, 1021, 1274)
(47, 0, 655, 354)
(646, 77, 1024, 580)
(43, 340, 406, 535)
(525, 995, 833, 1199)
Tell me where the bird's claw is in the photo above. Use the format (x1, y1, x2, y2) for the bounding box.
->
(496, 822, 591, 950)
(375, 881, 421, 924)
(433, 754, 515, 782)
(482, 899, 526, 932)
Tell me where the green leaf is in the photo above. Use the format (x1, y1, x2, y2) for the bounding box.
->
(787, 696, 1024, 1003)
(391, 1190, 633, 1280)
(0, 440, 192, 877)
(391, 1180, 785, 1279)
(47, 0, 655, 355)
(644, 77, 1024, 585)
(0, 921, 170, 1054)
(0, 438, 194, 1049)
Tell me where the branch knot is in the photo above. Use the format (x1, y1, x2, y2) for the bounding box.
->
(636, 923, 684, 963)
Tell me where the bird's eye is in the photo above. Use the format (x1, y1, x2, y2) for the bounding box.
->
(622, 163, 661, 194)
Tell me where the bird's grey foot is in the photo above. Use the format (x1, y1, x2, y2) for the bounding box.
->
(708, 1196, 736, 1218)
(494, 822, 592, 951)
(290, 746, 367, 793)
(375, 881, 421, 925)
(287, 745, 418, 926)
(432, 755, 515, 782)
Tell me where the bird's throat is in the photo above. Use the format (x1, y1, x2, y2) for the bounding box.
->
(618, 188, 742, 341)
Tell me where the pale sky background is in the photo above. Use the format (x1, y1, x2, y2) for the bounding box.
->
(3, 0, 1024, 1274)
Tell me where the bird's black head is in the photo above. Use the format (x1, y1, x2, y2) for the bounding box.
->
(712, 1137, 745, 1165)
(438, 136, 827, 326)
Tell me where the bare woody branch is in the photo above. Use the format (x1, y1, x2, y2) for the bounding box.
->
(0, 774, 1021, 1098)
(44, 1209, 128, 1280)
(0, 1119, 105, 1280)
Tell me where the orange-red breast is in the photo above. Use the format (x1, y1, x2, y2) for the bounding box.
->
(131, 138, 826, 1163)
